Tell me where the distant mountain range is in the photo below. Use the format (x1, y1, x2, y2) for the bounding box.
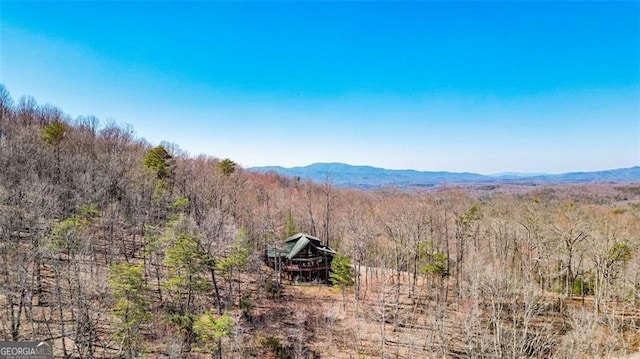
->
(249, 163, 640, 189)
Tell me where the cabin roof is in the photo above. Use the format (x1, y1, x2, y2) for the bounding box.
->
(266, 233, 336, 259)
(283, 232, 322, 244)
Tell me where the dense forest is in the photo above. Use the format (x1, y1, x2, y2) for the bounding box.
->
(1, 84, 639, 358)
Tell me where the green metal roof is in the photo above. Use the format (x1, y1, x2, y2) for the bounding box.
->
(266, 240, 296, 258)
(283, 232, 321, 243)
(286, 235, 310, 259)
(266, 233, 335, 259)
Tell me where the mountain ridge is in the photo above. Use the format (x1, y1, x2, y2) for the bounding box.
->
(249, 162, 640, 189)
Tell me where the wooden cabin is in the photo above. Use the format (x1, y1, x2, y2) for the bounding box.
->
(265, 233, 336, 283)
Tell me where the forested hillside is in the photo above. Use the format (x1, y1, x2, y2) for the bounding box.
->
(250, 163, 640, 188)
(1, 84, 639, 358)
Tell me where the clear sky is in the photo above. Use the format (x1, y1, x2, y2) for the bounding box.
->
(1, 1, 639, 174)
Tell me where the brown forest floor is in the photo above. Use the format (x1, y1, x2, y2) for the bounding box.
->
(246, 266, 640, 359)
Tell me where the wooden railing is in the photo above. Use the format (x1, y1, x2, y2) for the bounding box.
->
(284, 263, 330, 272)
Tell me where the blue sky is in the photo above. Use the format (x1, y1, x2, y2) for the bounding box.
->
(1, 1, 638, 174)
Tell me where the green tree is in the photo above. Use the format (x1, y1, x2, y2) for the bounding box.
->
(216, 158, 236, 177)
(418, 240, 448, 302)
(41, 120, 68, 146)
(593, 241, 632, 311)
(48, 204, 98, 255)
(143, 145, 172, 180)
(49, 217, 81, 254)
(330, 253, 354, 307)
(454, 203, 482, 296)
(282, 210, 298, 238)
(422, 252, 448, 278)
(45, 205, 99, 357)
(163, 230, 211, 355)
(41, 120, 69, 190)
(216, 228, 250, 307)
(107, 263, 148, 358)
(143, 145, 174, 196)
(193, 311, 234, 358)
